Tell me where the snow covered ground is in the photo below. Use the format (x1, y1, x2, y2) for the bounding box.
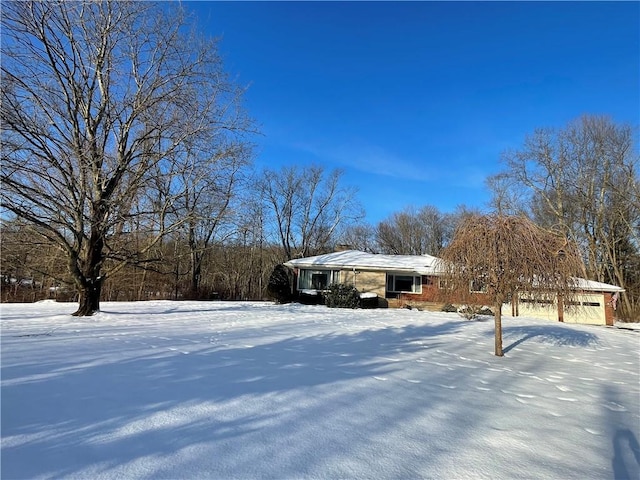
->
(2, 300, 639, 479)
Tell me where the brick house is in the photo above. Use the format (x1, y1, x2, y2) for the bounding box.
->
(284, 249, 624, 326)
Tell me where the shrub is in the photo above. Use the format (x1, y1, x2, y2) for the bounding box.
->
(267, 264, 293, 304)
(359, 292, 379, 309)
(324, 283, 360, 309)
(457, 305, 477, 320)
(477, 306, 494, 316)
(441, 303, 457, 313)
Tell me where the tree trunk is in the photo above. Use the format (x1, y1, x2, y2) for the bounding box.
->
(190, 250, 202, 299)
(73, 277, 103, 316)
(494, 300, 504, 357)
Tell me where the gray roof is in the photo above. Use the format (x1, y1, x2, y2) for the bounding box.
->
(284, 250, 442, 275)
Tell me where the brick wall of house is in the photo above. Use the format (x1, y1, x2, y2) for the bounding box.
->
(604, 292, 615, 326)
(392, 275, 494, 309)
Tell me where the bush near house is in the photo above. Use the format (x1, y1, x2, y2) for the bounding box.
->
(267, 264, 293, 304)
(324, 283, 360, 309)
(442, 303, 494, 319)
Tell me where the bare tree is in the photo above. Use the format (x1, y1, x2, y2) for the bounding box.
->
(1, 1, 252, 314)
(487, 115, 639, 318)
(376, 205, 453, 255)
(339, 224, 379, 253)
(440, 215, 584, 356)
(259, 165, 363, 260)
(177, 141, 253, 298)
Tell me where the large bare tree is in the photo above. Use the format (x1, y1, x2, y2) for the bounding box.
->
(440, 215, 584, 356)
(259, 165, 363, 260)
(376, 205, 454, 256)
(1, 1, 252, 315)
(487, 115, 639, 318)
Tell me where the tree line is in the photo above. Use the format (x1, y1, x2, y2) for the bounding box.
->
(1, 2, 638, 319)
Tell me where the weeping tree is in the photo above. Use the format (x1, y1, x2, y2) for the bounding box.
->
(1, 1, 252, 315)
(487, 115, 639, 318)
(440, 215, 584, 356)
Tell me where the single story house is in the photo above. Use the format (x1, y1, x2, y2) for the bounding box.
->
(284, 249, 624, 326)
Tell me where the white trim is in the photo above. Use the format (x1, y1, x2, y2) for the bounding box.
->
(297, 269, 340, 291)
(386, 273, 422, 294)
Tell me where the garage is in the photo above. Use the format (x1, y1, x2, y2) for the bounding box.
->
(562, 293, 607, 325)
(503, 280, 623, 326)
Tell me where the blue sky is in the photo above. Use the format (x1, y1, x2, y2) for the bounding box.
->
(187, 1, 639, 224)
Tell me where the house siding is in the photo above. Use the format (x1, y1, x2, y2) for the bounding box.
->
(342, 270, 386, 297)
(388, 275, 493, 310)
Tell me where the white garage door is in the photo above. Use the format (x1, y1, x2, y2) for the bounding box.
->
(563, 293, 606, 325)
(516, 296, 558, 321)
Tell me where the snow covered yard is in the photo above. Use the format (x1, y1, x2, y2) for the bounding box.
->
(1, 301, 639, 480)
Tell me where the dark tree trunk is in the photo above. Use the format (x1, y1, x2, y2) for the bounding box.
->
(73, 277, 103, 316)
(494, 301, 504, 357)
(72, 219, 105, 316)
(189, 250, 202, 299)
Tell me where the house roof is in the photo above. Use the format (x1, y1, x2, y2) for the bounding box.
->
(285, 249, 625, 293)
(284, 250, 441, 275)
(572, 277, 624, 293)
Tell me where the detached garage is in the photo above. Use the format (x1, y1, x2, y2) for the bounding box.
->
(503, 278, 624, 326)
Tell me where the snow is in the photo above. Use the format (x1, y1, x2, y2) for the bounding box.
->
(572, 277, 625, 293)
(300, 289, 320, 295)
(285, 249, 440, 275)
(2, 300, 639, 479)
(359, 292, 378, 299)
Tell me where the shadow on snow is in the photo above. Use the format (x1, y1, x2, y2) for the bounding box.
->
(1, 318, 465, 478)
(502, 324, 600, 354)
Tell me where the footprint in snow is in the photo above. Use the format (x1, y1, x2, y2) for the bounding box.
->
(602, 402, 627, 412)
(437, 384, 457, 389)
(555, 385, 572, 392)
(373, 376, 387, 381)
(549, 412, 564, 417)
(557, 397, 578, 402)
(405, 379, 421, 384)
(584, 427, 603, 436)
(475, 386, 491, 391)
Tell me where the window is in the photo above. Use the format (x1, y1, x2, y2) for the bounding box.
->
(521, 298, 554, 305)
(387, 274, 422, 294)
(469, 279, 487, 293)
(568, 300, 601, 307)
(298, 269, 339, 290)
